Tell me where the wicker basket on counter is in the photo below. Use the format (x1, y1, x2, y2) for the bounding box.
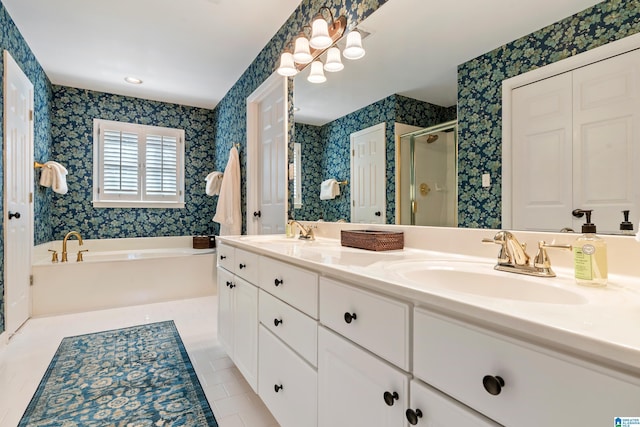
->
(340, 230, 404, 251)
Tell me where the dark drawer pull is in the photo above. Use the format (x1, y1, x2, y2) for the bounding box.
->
(274, 318, 283, 327)
(228, 283, 235, 289)
(483, 375, 505, 396)
(274, 278, 283, 287)
(274, 384, 283, 393)
(220, 255, 226, 260)
(406, 408, 423, 425)
(239, 263, 246, 269)
(226, 281, 232, 287)
(383, 391, 399, 406)
(344, 312, 357, 324)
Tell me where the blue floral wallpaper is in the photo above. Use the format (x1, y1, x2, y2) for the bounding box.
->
(50, 86, 217, 239)
(295, 94, 455, 222)
(457, 0, 640, 228)
(212, 0, 390, 233)
(0, 1, 53, 335)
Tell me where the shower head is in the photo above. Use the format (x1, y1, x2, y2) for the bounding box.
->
(426, 134, 438, 144)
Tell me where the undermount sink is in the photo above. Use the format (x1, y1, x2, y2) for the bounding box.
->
(392, 261, 588, 305)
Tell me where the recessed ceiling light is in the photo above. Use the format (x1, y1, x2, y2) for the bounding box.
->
(124, 76, 143, 84)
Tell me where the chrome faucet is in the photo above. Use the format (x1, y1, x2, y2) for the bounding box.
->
(62, 231, 84, 262)
(482, 231, 571, 277)
(289, 220, 316, 240)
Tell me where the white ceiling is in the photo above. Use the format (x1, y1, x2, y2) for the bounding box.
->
(2, 0, 301, 109)
(4, 0, 604, 117)
(294, 0, 603, 126)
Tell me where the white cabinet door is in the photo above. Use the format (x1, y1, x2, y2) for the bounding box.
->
(217, 267, 234, 358)
(406, 380, 499, 427)
(233, 277, 258, 392)
(318, 327, 409, 427)
(258, 326, 317, 427)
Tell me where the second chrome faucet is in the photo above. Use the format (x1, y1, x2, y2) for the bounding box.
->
(483, 231, 571, 277)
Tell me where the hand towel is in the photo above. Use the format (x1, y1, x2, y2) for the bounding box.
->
(320, 179, 340, 200)
(205, 171, 224, 196)
(213, 147, 241, 235)
(39, 161, 68, 195)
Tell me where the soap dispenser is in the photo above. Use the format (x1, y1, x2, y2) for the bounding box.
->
(573, 209, 608, 286)
(620, 210, 634, 235)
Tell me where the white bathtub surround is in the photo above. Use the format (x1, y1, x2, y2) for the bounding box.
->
(32, 236, 217, 317)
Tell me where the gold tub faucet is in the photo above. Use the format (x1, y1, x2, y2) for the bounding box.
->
(62, 231, 83, 262)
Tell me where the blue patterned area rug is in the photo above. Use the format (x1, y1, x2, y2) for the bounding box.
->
(19, 320, 218, 426)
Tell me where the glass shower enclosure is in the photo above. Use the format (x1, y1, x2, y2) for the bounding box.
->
(398, 120, 458, 226)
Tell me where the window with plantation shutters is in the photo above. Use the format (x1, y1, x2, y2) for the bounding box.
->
(93, 119, 185, 208)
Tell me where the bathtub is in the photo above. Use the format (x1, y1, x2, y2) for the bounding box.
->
(31, 236, 217, 317)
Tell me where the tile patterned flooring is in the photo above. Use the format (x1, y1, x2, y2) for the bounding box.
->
(0, 296, 279, 427)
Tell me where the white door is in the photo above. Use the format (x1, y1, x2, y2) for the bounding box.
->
(3, 50, 33, 335)
(572, 48, 640, 233)
(318, 327, 409, 427)
(247, 73, 287, 235)
(511, 72, 574, 232)
(232, 277, 258, 392)
(350, 123, 386, 224)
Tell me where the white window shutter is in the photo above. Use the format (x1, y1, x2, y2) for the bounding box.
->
(102, 129, 139, 198)
(146, 134, 178, 199)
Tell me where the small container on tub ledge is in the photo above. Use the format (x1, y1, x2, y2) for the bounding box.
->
(340, 230, 404, 251)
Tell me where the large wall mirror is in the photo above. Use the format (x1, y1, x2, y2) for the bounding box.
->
(291, 0, 637, 233)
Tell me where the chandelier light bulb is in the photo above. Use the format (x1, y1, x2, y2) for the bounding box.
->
(277, 52, 298, 76)
(323, 47, 344, 72)
(293, 36, 313, 64)
(343, 31, 366, 60)
(310, 17, 332, 50)
(307, 60, 327, 83)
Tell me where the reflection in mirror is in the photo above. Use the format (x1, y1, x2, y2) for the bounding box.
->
(398, 120, 458, 227)
(291, 0, 637, 233)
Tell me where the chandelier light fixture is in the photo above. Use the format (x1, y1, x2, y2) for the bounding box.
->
(276, 6, 365, 83)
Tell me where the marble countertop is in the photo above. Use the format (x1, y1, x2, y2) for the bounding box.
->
(218, 234, 640, 377)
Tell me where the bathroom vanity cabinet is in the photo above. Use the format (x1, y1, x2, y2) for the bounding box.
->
(217, 238, 640, 427)
(216, 243, 259, 391)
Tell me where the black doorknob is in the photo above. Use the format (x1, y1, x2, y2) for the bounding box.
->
(228, 283, 236, 289)
(375, 211, 381, 216)
(226, 281, 232, 287)
(239, 263, 246, 269)
(220, 255, 226, 260)
(383, 391, 399, 406)
(274, 278, 283, 287)
(254, 211, 262, 218)
(8, 211, 21, 220)
(274, 384, 283, 393)
(406, 408, 423, 425)
(482, 375, 505, 395)
(274, 318, 283, 327)
(344, 312, 357, 324)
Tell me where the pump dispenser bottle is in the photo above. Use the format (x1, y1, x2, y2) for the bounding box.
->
(573, 210, 608, 286)
(620, 210, 634, 235)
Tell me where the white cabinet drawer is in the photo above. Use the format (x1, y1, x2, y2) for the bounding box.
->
(407, 379, 499, 427)
(259, 290, 318, 366)
(259, 326, 317, 427)
(318, 326, 409, 427)
(413, 308, 640, 427)
(259, 256, 318, 318)
(319, 277, 410, 370)
(216, 242, 235, 273)
(235, 247, 259, 283)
